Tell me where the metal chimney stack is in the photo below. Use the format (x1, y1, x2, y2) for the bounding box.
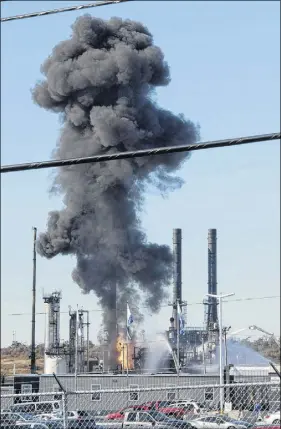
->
(172, 228, 182, 321)
(207, 229, 218, 330)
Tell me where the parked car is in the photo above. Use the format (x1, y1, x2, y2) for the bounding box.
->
(252, 423, 280, 429)
(1, 412, 37, 424)
(34, 422, 64, 429)
(106, 407, 140, 420)
(94, 410, 113, 422)
(122, 410, 194, 428)
(35, 419, 97, 429)
(168, 402, 202, 416)
(5, 402, 61, 415)
(31, 414, 57, 423)
(190, 416, 252, 429)
(258, 412, 281, 425)
(0, 419, 49, 429)
(131, 401, 186, 419)
(0, 421, 48, 429)
(52, 410, 92, 421)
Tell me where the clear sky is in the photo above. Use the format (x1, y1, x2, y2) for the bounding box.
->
(1, 1, 280, 348)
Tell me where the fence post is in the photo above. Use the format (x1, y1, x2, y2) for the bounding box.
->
(62, 391, 68, 429)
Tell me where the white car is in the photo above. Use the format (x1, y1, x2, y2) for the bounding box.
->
(34, 413, 60, 421)
(259, 411, 280, 425)
(53, 410, 91, 420)
(169, 402, 202, 415)
(190, 416, 251, 429)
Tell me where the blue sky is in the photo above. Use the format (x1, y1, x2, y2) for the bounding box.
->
(1, 1, 280, 349)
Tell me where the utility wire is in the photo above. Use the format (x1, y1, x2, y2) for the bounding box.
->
(1, 0, 131, 23)
(7, 295, 280, 316)
(1, 132, 280, 174)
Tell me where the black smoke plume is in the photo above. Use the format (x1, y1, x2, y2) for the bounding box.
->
(33, 15, 199, 363)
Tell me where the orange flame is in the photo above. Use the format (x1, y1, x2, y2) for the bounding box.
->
(116, 332, 134, 370)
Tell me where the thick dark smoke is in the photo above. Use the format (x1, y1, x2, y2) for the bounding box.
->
(33, 15, 199, 361)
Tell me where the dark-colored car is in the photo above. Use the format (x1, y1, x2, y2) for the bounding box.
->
(0, 412, 37, 428)
(0, 424, 48, 429)
(251, 426, 280, 429)
(40, 418, 96, 429)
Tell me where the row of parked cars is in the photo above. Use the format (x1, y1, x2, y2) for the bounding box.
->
(1, 399, 280, 429)
(1, 410, 280, 429)
(104, 400, 280, 423)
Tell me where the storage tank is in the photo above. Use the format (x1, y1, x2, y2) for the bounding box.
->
(44, 356, 67, 375)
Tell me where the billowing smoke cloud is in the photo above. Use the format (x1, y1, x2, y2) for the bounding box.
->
(33, 15, 199, 359)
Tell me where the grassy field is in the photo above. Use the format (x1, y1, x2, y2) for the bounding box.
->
(1, 355, 44, 375)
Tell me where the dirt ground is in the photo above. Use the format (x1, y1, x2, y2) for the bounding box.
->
(1, 355, 44, 375)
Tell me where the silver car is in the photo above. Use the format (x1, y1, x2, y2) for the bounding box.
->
(191, 416, 251, 429)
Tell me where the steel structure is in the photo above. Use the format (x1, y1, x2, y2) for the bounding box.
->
(68, 307, 90, 374)
(30, 227, 37, 373)
(68, 309, 77, 373)
(204, 229, 219, 363)
(173, 229, 182, 304)
(207, 229, 218, 328)
(172, 228, 182, 322)
(168, 228, 191, 371)
(43, 291, 62, 356)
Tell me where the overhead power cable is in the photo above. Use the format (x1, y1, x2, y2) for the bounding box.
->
(1, 132, 280, 174)
(1, 0, 131, 23)
(7, 295, 280, 316)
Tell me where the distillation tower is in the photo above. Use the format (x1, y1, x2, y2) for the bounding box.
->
(43, 292, 90, 374)
(68, 307, 90, 374)
(43, 291, 67, 374)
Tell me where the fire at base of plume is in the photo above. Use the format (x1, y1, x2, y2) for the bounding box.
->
(33, 15, 200, 357)
(117, 332, 135, 371)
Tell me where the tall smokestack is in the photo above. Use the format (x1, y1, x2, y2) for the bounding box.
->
(30, 227, 37, 374)
(207, 229, 218, 329)
(173, 229, 182, 304)
(172, 229, 182, 322)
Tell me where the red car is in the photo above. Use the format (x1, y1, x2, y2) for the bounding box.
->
(150, 401, 186, 418)
(106, 401, 185, 420)
(106, 406, 139, 420)
(131, 401, 186, 418)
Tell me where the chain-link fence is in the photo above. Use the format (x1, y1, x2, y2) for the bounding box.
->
(1, 381, 280, 429)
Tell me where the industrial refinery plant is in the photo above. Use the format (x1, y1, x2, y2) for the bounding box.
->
(43, 291, 90, 374)
(41, 228, 224, 376)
